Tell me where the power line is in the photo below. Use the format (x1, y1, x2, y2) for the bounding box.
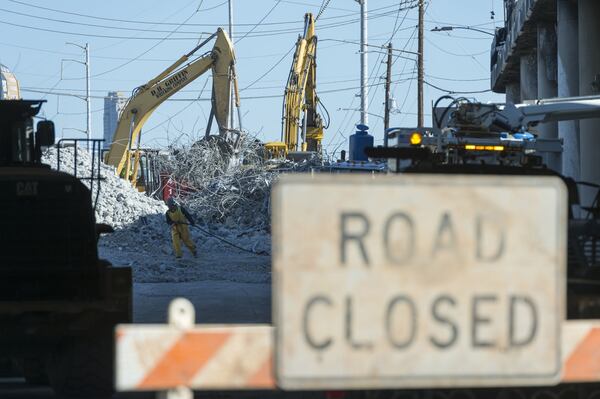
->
(0, 19, 210, 40)
(87, 1, 209, 79)
(0, 7, 405, 42)
(5, 0, 401, 31)
(240, 44, 295, 90)
(21, 73, 416, 94)
(425, 37, 489, 57)
(426, 74, 489, 82)
(0, 7, 212, 35)
(7, 0, 228, 26)
(315, 0, 333, 21)
(21, 81, 387, 100)
(8, 0, 495, 31)
(235, 0, 282, 44)
(424, 80, 492, 94)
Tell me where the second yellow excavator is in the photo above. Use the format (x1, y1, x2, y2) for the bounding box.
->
(265, 13, 326, 159)
(105, 28, 241, 187)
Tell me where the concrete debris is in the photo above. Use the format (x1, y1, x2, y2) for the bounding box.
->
(156, 136, 323, 231)
(41, 145, 271, 284)
(42, 146, 166, 228)
(156, 137, 277, 230)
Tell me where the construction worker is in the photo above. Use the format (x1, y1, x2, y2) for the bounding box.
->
(165, 197, 197, 259)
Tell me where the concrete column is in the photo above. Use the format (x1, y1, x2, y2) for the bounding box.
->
(578, 0, 600, 208)
(557, 0, 580, 180)
(520, 53, 538, 101)
(537, 23, 560, 171)
(506, 82, 521, 104)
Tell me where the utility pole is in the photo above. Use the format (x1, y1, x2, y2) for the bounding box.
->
(228, 0, 235, 130)
(356, 0, 368, 126)
(384, 42, 392, 143)
(417, 0, 424, 128)
(85, 43, 91, 148)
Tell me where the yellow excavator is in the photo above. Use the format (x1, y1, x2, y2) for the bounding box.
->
(105, 28, 241, 188)
(265, 13, 326, 159)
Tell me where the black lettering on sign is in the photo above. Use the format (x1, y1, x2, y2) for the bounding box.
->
(471, 295, 497, 348)
(383, 212, 415, 265)
(432, 212, 458, 258)
(430, 295, 458, 349)
(340, 212, 370, 266)
(385, 295, 417, 349)
(509, 295, 538, 347)
(475, 214, 506, 262)
(345, 296, 373, 350)
(303, 296, 333, 350)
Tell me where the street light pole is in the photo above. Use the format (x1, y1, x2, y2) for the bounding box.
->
(65, 42, 91, 150)
(430, 25, 495, 36)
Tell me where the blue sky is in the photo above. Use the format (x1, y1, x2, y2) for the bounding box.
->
(1, 0, 504, 158)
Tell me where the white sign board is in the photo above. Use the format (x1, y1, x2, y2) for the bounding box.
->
(272, 174, 567, 389)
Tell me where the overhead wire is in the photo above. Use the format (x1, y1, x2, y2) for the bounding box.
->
(240, 44, 296, 91)
(425, 7, 487, 71)
(234, 0, 282, 44)
(21, 81, 387, 101)
(87, 1, 208, 79)
(7, 0, 228, 26)
(365, 3, 415, 132)
(0, 7, 216, 35)
(426, 74, 489, 82)
(6, 0, 400, 27)
(424, 80, 492, 94)
(315, 0, 333, 21)
(2, 3, 406, 41)
(425, 37, 489, 57)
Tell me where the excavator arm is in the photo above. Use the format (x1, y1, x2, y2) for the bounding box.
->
(105, 28, 236, 184)
(267, 13, 324, 157)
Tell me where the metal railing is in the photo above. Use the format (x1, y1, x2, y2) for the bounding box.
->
(56, 138, 105, 210)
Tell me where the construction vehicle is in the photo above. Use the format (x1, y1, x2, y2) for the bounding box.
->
(372, 94, 600, 319)
(265, 13, 328, 159)
(0, 100, 132, 397)
(105, 28, 242, 189)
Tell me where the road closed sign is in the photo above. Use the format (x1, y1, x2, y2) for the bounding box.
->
(272, 174, 567, 390)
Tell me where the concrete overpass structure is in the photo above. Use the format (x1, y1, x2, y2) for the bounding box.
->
(490, 0, 600, 205)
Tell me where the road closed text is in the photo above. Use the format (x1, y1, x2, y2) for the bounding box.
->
(302, 293, 538, 352)
(295, 211, 539, 353)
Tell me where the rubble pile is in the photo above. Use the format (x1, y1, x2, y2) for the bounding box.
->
(41, 145, 272, 283)
(156, 137, 279, 231)
(42, 146, 166, 228)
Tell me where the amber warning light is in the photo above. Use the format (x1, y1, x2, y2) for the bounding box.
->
(409, 132, 422, 146)
(464, 144, 504, 151)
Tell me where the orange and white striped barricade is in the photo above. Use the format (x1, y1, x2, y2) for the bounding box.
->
(116, 299, 600, 396)
(563, 320, 600, 383)
(115, 298, 275, 399)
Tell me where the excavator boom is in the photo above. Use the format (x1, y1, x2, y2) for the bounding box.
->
(105, 28, 236, 184)
(266, 13, 324, 158)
